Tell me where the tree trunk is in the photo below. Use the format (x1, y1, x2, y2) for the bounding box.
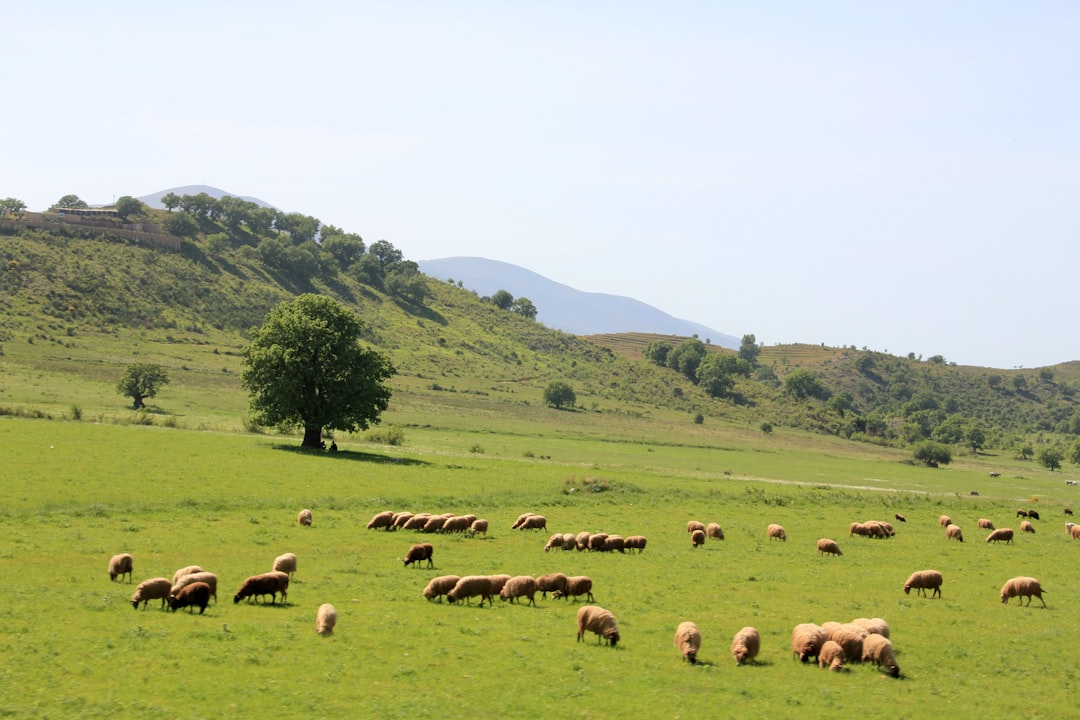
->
(132, 396, 145, 409)
(302, 425, 324, 448)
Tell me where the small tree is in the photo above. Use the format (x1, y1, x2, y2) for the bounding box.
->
(1038, 446, 1063, 472)
(510, 297, 537, 319)
(0, 197, 27, 217)
(738, 333, 760, 365)
(914, 441, 952, 467)
(163, 212, 199, 238)
(643, 340, 672, 367)
(114, 195, 147, 219)
(1017, 442, 1034, 461)
(490, 289, 514, 310)
(965, 423, 987, 454)
(54, 194, 88, 209)
(760, 421, 774, 435)
(543, 381, 576, 409)
(117, 363, 169, 409)
(160, 192, 181, 211)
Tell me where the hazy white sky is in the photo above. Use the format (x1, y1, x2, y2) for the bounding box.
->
(4, 1, 1078, 369)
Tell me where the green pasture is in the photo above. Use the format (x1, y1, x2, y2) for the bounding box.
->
(2, 417, 1078, 719)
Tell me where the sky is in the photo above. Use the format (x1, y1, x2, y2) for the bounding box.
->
(4, 1, 1078, 369)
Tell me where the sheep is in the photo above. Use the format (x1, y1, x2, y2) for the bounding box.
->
(945, 523, 964, 542)
(422, 515, 447, 533)
(1020, 520, 1035, 533)
(575, 530, 592, 551)
(623, 535, 648, 553)
(894, 513, 907, 523)
(849, 522, 871, 538)
(519, 514, 547, 531)
(544, 533, 565, 552)
(904, 569, 943, 598)
(825, 622, 868, 661)
(423, 575, 461, 602)
(366, 510, 395, 530)
(851, 617, 890, 639)
(818, 640, 846, 671)
(817, 538, 843, 556)
(536, 572, 568, 599)
(316, 603, 337, 636)
(603, 535, 625, 553)
(446, 575, 494, 606)
(297, 508, 313, 526)
(469, 518, 489, 537)
(441, 515, 472, 534)
(691, 529, 706, 548)
(674, 621, 702, 664)
(486, 574, 512, 596)
(1016, 509, 1028, 518)
(791, 623, 826, 663)
(391, 511, 414, 528)
(986, 528, 1014, 544)
(1000, 576, 1047, 607)
(512, 512, 536, 529)
(977, 518, 995, 530)
(1070, 524, 1080, 540)
(767, 524, 787, 542)
(588, 533, 609, 551)
(874, 520, 896, 537)
(402, 513, 431, 530)
(731, 626, 760, 666)
(561, 533, 578, 550)
(863, 521, 889, 539)
(1028, 510, 1041, 520)
(402, 543, 434, 568)
(552, 575, 594, 602)
(273, 552, 297, 577)
(131, 578, 172, 610)
(233, 571, 289, 604)
(939, 514, 953, 527)
(686, 520, 706, 534)
(171, 565, 204, 585)
(989, 471, 1001, 477)
(169, 581, 211, 614)
(499, 575, 538, 605)
(577, 605, 619, 647)
(706, 523, 724, 540)
(171, 572, 219, 603)
(861, 633, 900, 677)
(108, 553, 133, 583)
(1065, 507, 1074, 515)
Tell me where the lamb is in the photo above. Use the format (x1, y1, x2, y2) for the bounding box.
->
(512, 512, 536, 529)
(791, 623, 826, 663)
(623, 535, 648, 553)
(577, 605, 619, 647)
(273, 552, 297, 577)
(731, 626, 760, 666)
(686, 520, 706, 534)
(316, 603, 337, 636)
(446, 575, 494, 606)
(402, 543, 434, 568)
(851, 617, 889, 639)
(169, 581, 211, 614)
(366, 510, 395, 530)
(536, 572, 568, 599)
(986, 528, 1014, 544)
(825, 622, 868, 661)
(939, 514, 953, 527)
(171, 565, 204, 585)
(904, 569, 943, 598)
(861, 633, 901, 677)
(1020, 520, 1035, 533)
(817, 538, 843, 556)
(297, 508, 313, 526)
(945, 523, 964, 542)
(423, 575, 461, 602)
(894, 513, 907, 522)
(977, 518, 995, 530)
(691, 529, 706, 548)
(767, 523, 787, 542)
(1000, 576, 1047, 607)
(674, 621, 702, 664)
(233, 571, 289, 604)
(468, 519, 489, 537)
(818, 640, 845, 671)
(499, 575, 538, 605)
(131, 578, 172, 610)
(519, 514, 547, 531)
(108, 553, 133, 583)
(171, 571, 218, 603)
(552, 575, 594, 602)
(706, 523, 724, 540)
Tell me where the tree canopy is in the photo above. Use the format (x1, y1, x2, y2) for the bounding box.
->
(543, 380, 576, 409)
(241, 294, 395, 448)
(116, 363, 169, 409)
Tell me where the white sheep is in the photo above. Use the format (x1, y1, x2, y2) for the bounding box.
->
(851, 617, 889, 639)
(977, 518, 995, 530)
(705, 523, 724, 540)
(791, 623, 825, 663)
(544, 533, 564, 552)
(1020, 520, 1035, 534)
(273, 552, 297, 577)
(686, 520, 705, 534)
(297, 508, 313, 526)
(172, 571, 219, 603)
(499, 575, 538, 605)
(108, 553, 133, 583)
(366, 510, 395, 530)
(511, 512, 536, 529)
(171, 565, 204, 585)
(575, 530, 592, 551)
(985, 528, 1014, 544)
(469, 519, 489, 537)
(577, 605, 619, 647)
(945, 523, 964, 542)
(731, 626, 760, 666)
(861, 633, 900, 677)
(1000, 576, 1047, 607)
(767, 524, 787, 542)
(552, 576, 594, 602)
(904, 569, 943, 598)
(446, 576, 494, 606)
(816, 538, 843, 556)
(316, 603, 337, 636)
(674, 621, 702, 663)
(130, 577, 172, 610)
(818, 640, 845, 671)
(939, 514, 953, 527)
(825, 622, 868, 661)
(519, 514, 547, 531)
(423, 575, 461, 602)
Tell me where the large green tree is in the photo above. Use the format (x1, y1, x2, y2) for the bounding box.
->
(738, 333, 760, 365)
(54, 194, 88, 209)
(241, 294, 395, 448)
(116, 363, 169, 409)
(1038, 446, 1063, 472)
(543, 380, 576, 409)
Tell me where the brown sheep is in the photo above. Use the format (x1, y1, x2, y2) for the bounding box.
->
(939, 514, 953, 527)
(706, 523, 725, 540)
(297, 508, 313, 526)
(423, 575, 461, 602)
(731, 626, 760, 666)
(391, 511, 414, 528)
(446, 575, 494, 606)
(402, 513, 431, 530)
(366, 510, 395, 530)
(862, 633, 900, 677)
(469, 518, 489, 537)
(945, 523, 964, 542)
(536, 572, 568, 599)
(603, 535, 626, 553)
(816, 538, 843, 556)
(441, 515, 473, 534)
(849, 522, 871, 538)
(904, 569, 943, 598)
(1027, 510, 1041, 520)
(818, 640, 845, 671)
(486, 574, 512, 596)
(519, 514, 547, 531)
(1016, 509, 1029, 518)
(791, 623, 826, 663)
(986, 528, 1014, 544)
(1069, 523, 1080, 539)
(623, 535, 648, 553)
(422, 515, 447, 533)
(108, 553, 133, 583)
(577, 605, 619, 647)
(511, 512, 536, 529)
(499, 575, 538, 605)
(1000, 576, 1047, 607)
(169, 581, 211, 614)
(131, 578, 172, 610)
(686, 520, 705, 534)
(767, 524, 787, 542)
(894, 513, 907, 523)
(691, 529, 706, 548)
(402, 543, 434, 568)
(1020, 520, 1035, 533)
(674, 621, 702, 663)
(1065, 508, 1074, 516)
(587, 533, 609, 552)
(977, 518, 995, 530)
(575, 530, 592, 551)
(544, 533, 565, 552)
(552, 576, 594, 602)
(233, 571, 289, 604)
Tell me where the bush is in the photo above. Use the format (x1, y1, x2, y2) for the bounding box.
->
(365, 426, 405, 446)
(914, 441, 952, 467)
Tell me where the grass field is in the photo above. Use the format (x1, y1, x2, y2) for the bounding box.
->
(2, 415, 1078, 719)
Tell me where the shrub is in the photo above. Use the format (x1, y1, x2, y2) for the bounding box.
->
(914, 441, 952, 467)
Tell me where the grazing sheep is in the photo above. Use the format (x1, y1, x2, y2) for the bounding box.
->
(422, 515, 447, 533)
(731, 626, 760, 666)
(486, 574, 512, 596)
(1028, 510, 1041, 520)
(945, 524, 964, 542)
(577, 605, 620, 647)
(273, 552, 297, 577)
(233, 571, 289, 604)
(691, 529, 706, 548)
(297, 509, 313, 526)
(706, 523, 725, 540)
(767, 524, 787, 542)
(894, 513, 907, 523)
(851, 617, 889, 639)
(623, 535, 648, 553)
(446, 575, 494, 606)
(391, 511, 414, 528)
(499, 575, 538, 606)
(863, 521, 889, 539)
(818, 640, 846, 671)
(1065, 507, 1074, 515)
(603, 535, 626, 553)
(1016, 509, 1028, 518)
(441, 515, 472, 534)
(904, 569, 943, 598)
(849, 522, 871, 538)
(674, 621, 702, 664)
(986, 528, 1014, 544)
(537, 572, 569, 599)
(869, 520, 895, 537)
(553, 575, 594, 602)
(825, 623, 868, 661)
(791, 623, 826, 663)
(171, 565, 204, 585)
(588, 533, 609, 552)
(316, 603, 337, 636)
(402, 513, 431, 530)
(131, 578, 172, 610)
(561, 533, 578, 550)
(423, 575, 461, 602)
(469, 518, 489, 537)
(169, 581, 211, 614)
(512, 512, 536, 529)
(544, 533, 565, 552)
(1020, 520, 1035, 533)
(171, 572, 219, 603)
(817, 538, 843, 557)
(862, 633, 900, 677)
(977, 518, 995, 530)
(519, 514, 547, 531)
(1069, 523, 1080, 539)
(575, 530, 592, 551)
(1000, 576, 1047, 607)
(108, 553, 133, 583)
(939, 514, 953, 527)
(366, 510, 395, 530)
(989, 471, 1001, 477)
(686, 520, 705, 534)
(402, 543, 434, 568)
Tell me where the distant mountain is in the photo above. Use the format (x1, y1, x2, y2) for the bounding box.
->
(418, 256, 740, 348)
(138, 185, 276, 210)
